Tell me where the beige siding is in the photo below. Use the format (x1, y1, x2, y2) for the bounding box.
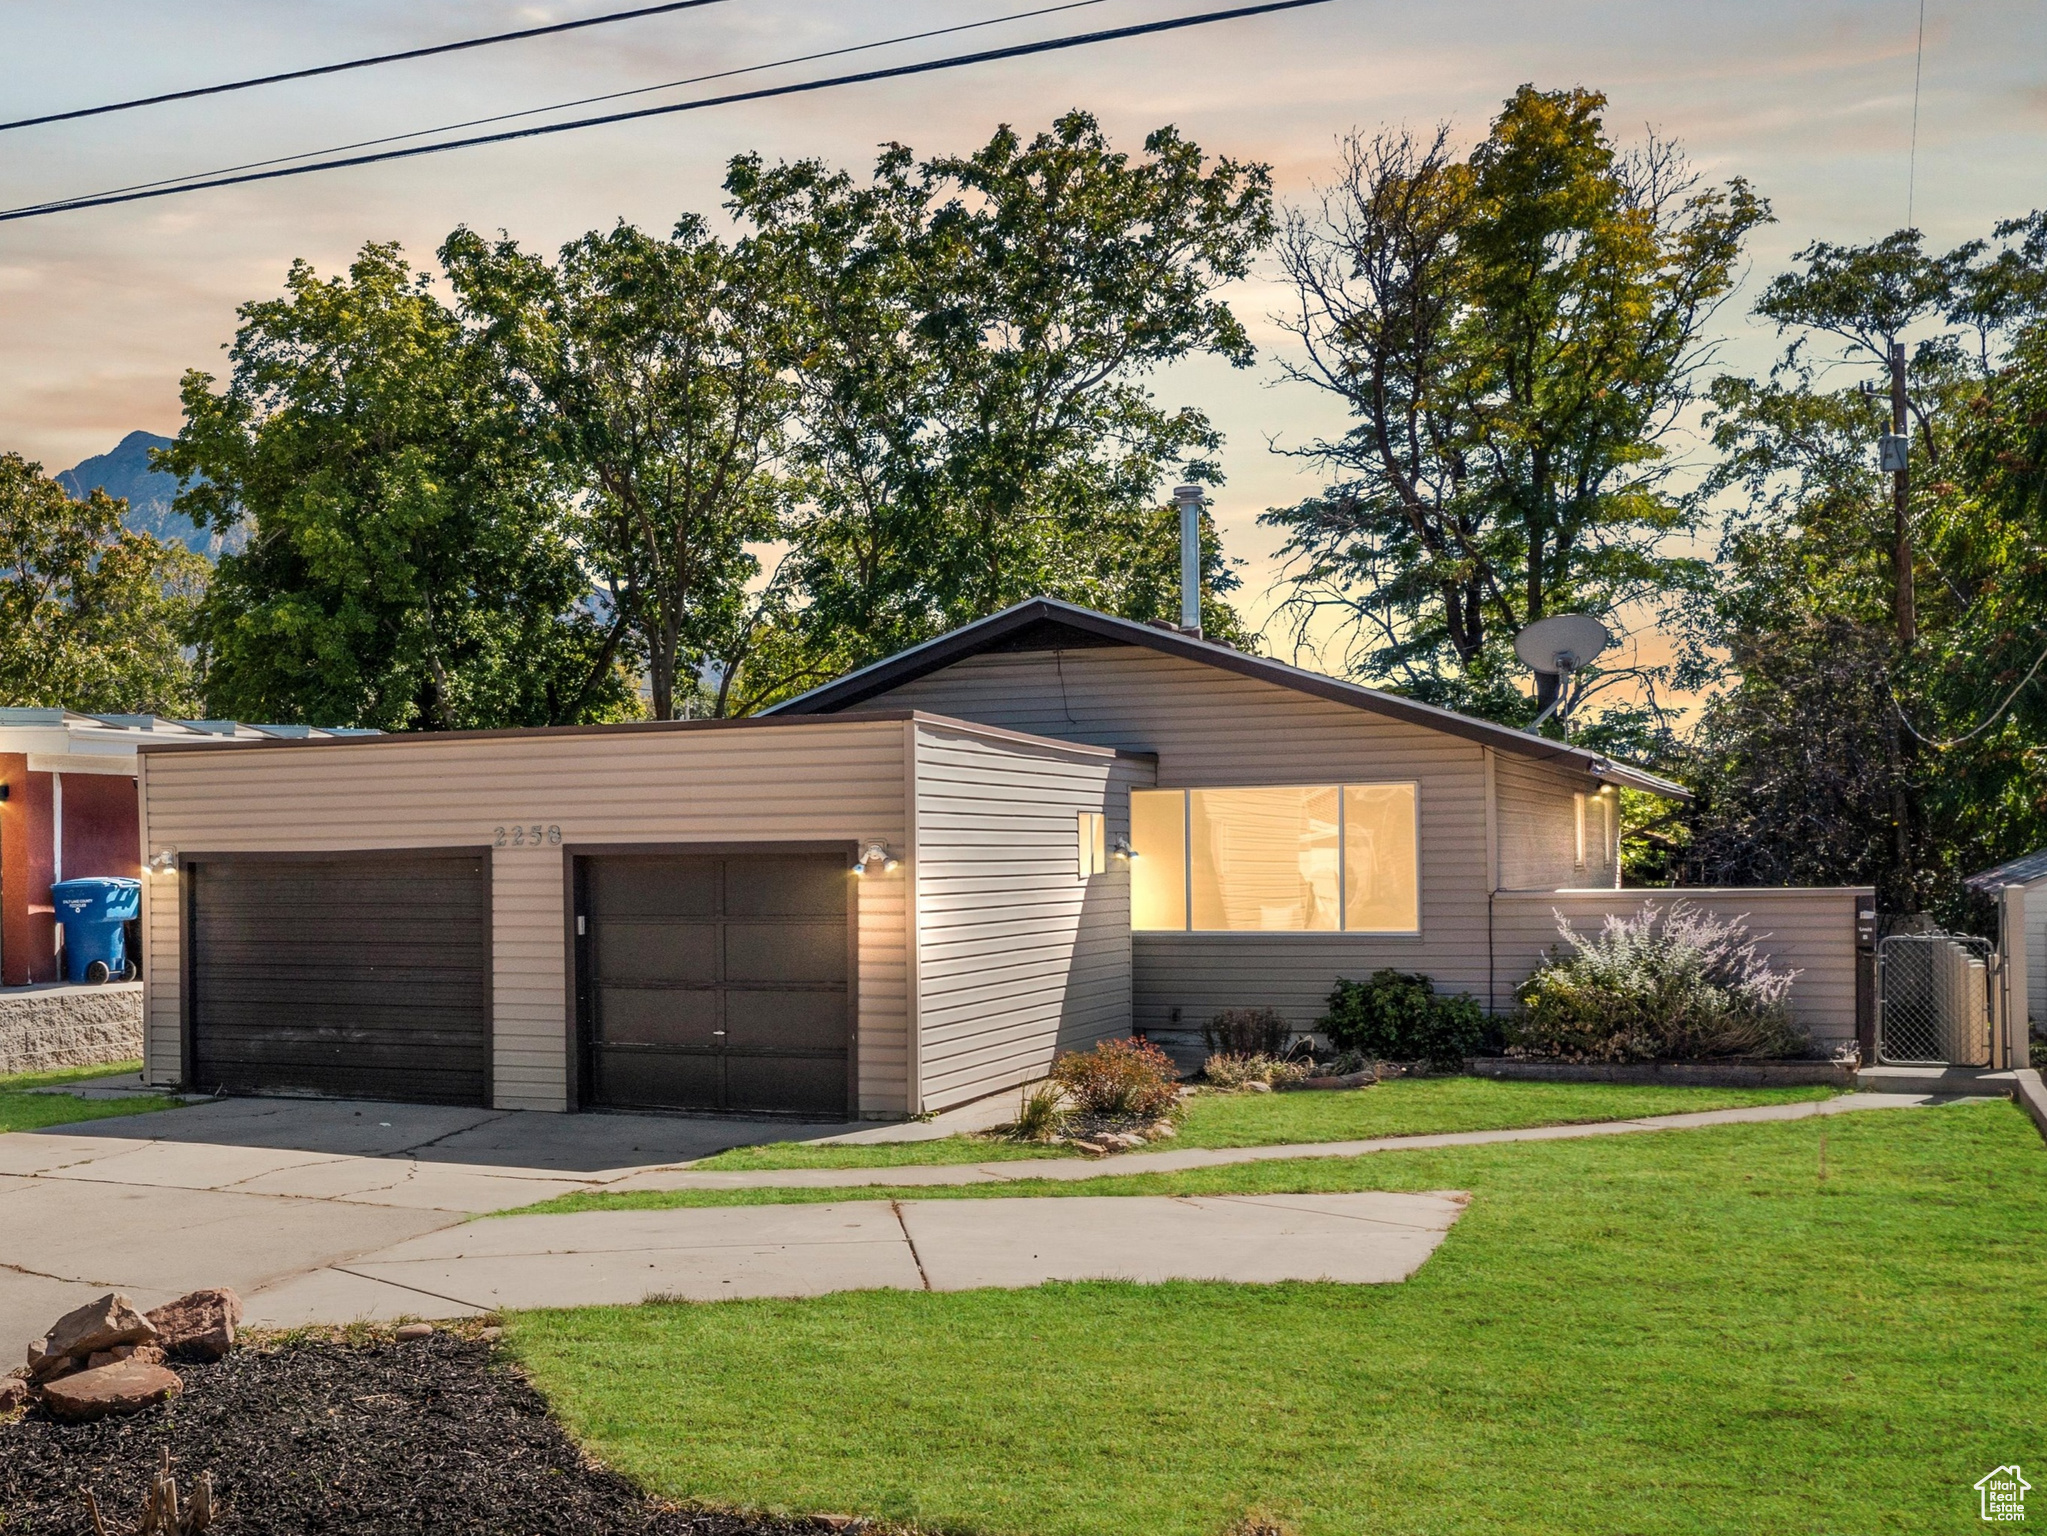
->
(909, 721, 1140, 1112)
(137, 720, 910, 1114)
(2022, 876, 2047, 1026)
(1490, 887, 1869, 1045)
(1493, 751, 1615, 890)
(863, 646, 1493, 1050)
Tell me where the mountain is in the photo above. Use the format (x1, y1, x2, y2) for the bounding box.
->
(57, 430, 243, 558)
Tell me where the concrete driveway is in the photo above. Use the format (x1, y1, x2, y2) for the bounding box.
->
(0, 1091, 868, 1362)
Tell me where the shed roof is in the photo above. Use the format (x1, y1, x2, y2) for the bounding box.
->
(766, 598, 1691, 800)
(1964, 848, 2047, 891)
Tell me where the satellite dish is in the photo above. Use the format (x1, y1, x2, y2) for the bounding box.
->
(1513, 613, 1612, 676)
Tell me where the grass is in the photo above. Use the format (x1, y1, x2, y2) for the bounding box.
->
(673, 1077, 1838, 1172)
(0, 1060, 186, 1133)
(507, 1099, 2047, 1535)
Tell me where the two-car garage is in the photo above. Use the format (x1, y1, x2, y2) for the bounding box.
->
(183, 847, 854, 1117)
(141, 712, 1132, 1120)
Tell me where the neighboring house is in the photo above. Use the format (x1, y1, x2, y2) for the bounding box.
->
(0, 711, 372, 986)
(1965, 849, 2047, 1026)
(132, 599, 1867, 1117)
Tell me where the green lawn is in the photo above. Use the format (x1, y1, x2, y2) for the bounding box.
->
(0, 1060, 186, 1133)
(679, 1077, 1837, 1172)
(509, 1099, 2047, 1534)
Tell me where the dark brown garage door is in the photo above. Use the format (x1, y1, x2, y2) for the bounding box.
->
(579, 850, 851, 1116)
(187, 853, 491, 1106)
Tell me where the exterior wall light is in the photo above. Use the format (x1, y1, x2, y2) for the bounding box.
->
(853, 840, 899, 875)
(147, 849, 178, 873)
(1110, 834, 1137, 862)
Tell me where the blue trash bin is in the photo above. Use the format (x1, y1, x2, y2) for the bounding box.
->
(50, 877, 142, 983)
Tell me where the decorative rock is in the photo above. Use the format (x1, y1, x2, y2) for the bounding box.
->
(394, 1322, 435, 1341)
(812, 1518, 862, 1532)
(1070, 1139, 1108, 1156)
(39, 1356, 183, 1422)
(30, 1293, 155, 1378)
(1242, 1080, 1273, 1094)
(0, 1376, 28, 1414)
(147, 1287, 242, 1362)
(1149, 1121, 1178, 1138)
(478, 1327, 504, 1343)
(86, 1344, 165, 1370)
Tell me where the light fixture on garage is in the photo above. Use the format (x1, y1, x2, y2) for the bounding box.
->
(146, 848, 177, 873)
(853, 839, 898, 875)
(1110, 834, 1137, 862)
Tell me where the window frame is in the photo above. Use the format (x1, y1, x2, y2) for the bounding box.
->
(1130, 780, 1422, 937)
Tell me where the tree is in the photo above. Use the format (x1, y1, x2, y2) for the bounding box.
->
(1681, 219, 2047, 918)
(165, 243, 632, 730)
(725, 110, 1269, 687)
(0, 453, 205, 714)
(1264, 87, 1769, 722)
(444, 218, 796, 720)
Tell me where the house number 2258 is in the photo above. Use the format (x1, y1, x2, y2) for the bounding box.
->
(494, 824, 562, 847)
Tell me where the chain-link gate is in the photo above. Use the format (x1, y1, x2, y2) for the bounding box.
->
(1876, 933, 1996, 1066)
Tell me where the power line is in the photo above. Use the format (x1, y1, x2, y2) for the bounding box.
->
(0, 0, 740, 135)
(0, 0, 1336, 224)
(1906, 0, 1927, 228)
(11, 0, 1114, 215)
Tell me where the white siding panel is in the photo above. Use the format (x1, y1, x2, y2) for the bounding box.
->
(908, 722, 1142, 1112)
(1490, 887, 1869, 1044)
(137, 721, 909, 1113)
(873, 647, 1491, 1056)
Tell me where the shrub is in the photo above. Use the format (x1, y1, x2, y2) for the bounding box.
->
(1203, 1007, 1292, 1058)
(1010, 1081, 1066, 1140)
(1511, 901, 1810, 1062)
(1050, 1037, 1180, 1119)
(1319, 969, 1491, 1067)
(1203, 1052, 1313, 1090)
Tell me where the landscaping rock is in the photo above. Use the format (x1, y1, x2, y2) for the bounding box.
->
(148, 1287, 243, 1362)
(395, 1323, 436, 1341)
(1149, 1121, 1177, 1138)
(30, 1293, 155, 1378)
(1298, 1068, 1380, 1090)
(1242, 1080, 1272, 1093)
(39, 1356, 183, 1422)
(0, 1376, 28, 1414)
(1071, 1139, 1108, 1155)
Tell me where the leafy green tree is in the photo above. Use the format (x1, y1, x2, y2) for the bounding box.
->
(0, 452, 205, 714)
(1681, 219, 2047, 918)
(165, 243, 632, 730)
(725, 110, 1268, 686)
(1264, 87, 1769, 722)
(444, 218, 795, 720)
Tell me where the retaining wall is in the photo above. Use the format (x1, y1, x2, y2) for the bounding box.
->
(0, 983, 144, 1075)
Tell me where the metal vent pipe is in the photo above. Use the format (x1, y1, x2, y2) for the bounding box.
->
(1173, 484, 1204, 636)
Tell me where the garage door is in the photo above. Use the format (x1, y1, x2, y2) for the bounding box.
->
(187, 853, 491, 1105)
(579, 851, 851, 1115)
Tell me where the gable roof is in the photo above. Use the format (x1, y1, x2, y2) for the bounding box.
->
(767, 597, 1690, 799)
(1965, 848, 2047, 891)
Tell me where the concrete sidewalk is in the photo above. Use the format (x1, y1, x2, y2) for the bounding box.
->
(608, 1091, 1941, 1192)
(2, 1088, 1945, 1354)
(243, 1190, 1472, 1325)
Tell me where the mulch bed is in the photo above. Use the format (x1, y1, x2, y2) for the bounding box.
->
(0, 1332, 845, 1535)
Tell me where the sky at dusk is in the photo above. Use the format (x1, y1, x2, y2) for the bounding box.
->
(3, 0, 2043, 666)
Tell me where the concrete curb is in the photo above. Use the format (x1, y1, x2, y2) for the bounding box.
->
(2011, 1068, 2047, 1145)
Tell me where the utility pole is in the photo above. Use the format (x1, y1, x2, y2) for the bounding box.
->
(1889, 340, 1916, 647)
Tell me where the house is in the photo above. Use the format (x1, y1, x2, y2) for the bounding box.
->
(1966, 849, 2047, 1026)
(132, 599, 1867, 1116)
(0, 711, 372, 986)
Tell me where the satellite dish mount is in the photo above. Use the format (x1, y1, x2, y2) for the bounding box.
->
(1512, 614, 1613, 736)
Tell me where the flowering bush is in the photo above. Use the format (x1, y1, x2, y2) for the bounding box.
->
(1050, 1037, 1180, 1119)
(1319, 969, 1492, 1067)
(1512, 901, 1810, 1062)
(1202, 1052, 1314, 1090)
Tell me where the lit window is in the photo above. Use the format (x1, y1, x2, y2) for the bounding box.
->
(1573, 793, 1587, 869)
(1131, 784, 1419, 933)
